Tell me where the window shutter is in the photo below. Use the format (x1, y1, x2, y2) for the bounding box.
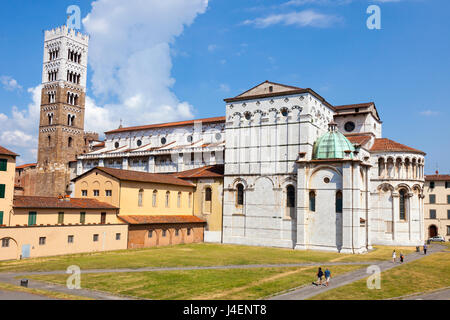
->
(0, 211, 3, 225)
(0, 159, 7, 171)
(0, 184, 5, 198)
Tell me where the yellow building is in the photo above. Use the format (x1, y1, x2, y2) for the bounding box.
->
(0, 146, 18, 226)
(424, 173, 450, 241)
(175, 165, 224, 243)
(72, 167, 206, 248)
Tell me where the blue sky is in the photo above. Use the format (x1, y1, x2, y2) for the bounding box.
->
(0, 0, 449, 173)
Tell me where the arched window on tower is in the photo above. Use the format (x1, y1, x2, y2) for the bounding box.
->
(48, 135, 51, 147)
(286, 185, 296, 219)
(152, 190, 158, 207)
(138, 189, 144, 207)
(236, 184, 244, 206)
(399, 189, 407, 220)
(165, 191, 170, 208)
(68, 137, 73, 147)
(309, 191, 316, 212)
(336, 191, 343, 213)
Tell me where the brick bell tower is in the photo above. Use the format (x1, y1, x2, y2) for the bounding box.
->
(36, 26, 92, 197)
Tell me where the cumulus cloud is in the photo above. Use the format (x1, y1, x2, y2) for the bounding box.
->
(0, 76, 22, 91)
(242, 10, 342, 28)
(0, 85, 41, 163)
(82, 0, 209, 129)
(420, 110, 439, 116)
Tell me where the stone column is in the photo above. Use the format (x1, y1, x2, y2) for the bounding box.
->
(99, 159, 104, 167)
(341, 161, 354, 253)
(295, 162, 308, 250)
(392, 192, 399, 242)
(76, 160, 83, 176)
(122, 157, 128, 171)
(148, 156, 155, 173)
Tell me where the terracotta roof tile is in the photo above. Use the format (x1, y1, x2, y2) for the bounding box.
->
(370, 138, 425, 155)
(13, 196, 118, 209)
(345, 134, 372, 146)
(73, 167, 195, 187)
(93, 141, 105, 148)
(174, 165, 224, 179)
(105, 116, 226, 134)
(0, 145, 19, 157)
(119, 215, 206, 225)
(425, 175, 450, 181)
(15, 163, 37, 170)
(334, 102, 374, 110)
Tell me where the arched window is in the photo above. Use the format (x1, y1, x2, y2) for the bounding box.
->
(165, 191, 170, 208)
(48, 135, 51, 147)
(188, 192, 192, 208)
(286, 185, 295, 208)
(399, 189, 406, 220)
(236, 184, 244, 206)
(177, 192, 182, 208)
(68, 137, 73, 147)
(205, 188, 212, 202)
(138, 189, 144, 207)
(152, 190, 157, 207)
(336, 191, 343, 213)
(309, 191, 316, 212)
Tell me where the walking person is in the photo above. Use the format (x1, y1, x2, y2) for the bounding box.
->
(324, 268, 331, 287)
(423, 243, 427, 255)
(400, 252, 404, 263)
(315, 267, 324, 286)
(392, 250, 396, 263)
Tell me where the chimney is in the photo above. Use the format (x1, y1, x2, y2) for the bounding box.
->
(58, 195, 64, 202)
(436, 170, 439, 175)
(64, 194, 70, 202)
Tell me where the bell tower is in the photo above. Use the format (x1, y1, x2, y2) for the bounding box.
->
(36, 26, 91, 196)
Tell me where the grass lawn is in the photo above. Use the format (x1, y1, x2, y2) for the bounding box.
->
(0, 282, 92, 300)
(0, 243, 414, 273)
(26, 264, 364, 300)
(310, 250, 450, 300)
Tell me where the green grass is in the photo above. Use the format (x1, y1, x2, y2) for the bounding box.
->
(26, 265, 364, 300)
(310, 251, 450, 300)
(0, 243, 412, 273)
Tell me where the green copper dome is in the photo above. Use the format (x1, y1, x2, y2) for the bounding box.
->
(312, 123, 355, 159)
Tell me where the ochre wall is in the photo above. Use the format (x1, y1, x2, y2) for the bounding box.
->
(74, 169, 121, 207)
(192, 178, 223, 233)
(0, 224, 128, 261)
(10, 208, 121, 226)
(0, 155, 16, 226)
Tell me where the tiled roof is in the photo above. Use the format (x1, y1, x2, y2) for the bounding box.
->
(93, 141, 105, 148)
(73, 167, 195, 187)
(0, 145, 19, 157)
(119, 215, 206, 225)
(16, 163, 37, 170)
(334, 102, 374, 110)
(425, 175, 450, 181)
(105, 116, 226, 134)
(13, 196, 118, 209)
(174, 165, 224, 179)
(345, 134, 372, 146)
(370, 138, 425, 155)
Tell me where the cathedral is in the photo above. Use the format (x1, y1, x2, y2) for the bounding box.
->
(20, 26, 426, 253)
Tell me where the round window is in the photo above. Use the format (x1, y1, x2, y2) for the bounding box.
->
(324, 177, 330, 184)
(215, 133, 222, 141)
(281, 108, 288, 117)
(137, 140, 142, 147)
(245, 112, 251, 120)
(344, 121, 355, 132)
(114, 142, 119, 148)
(161, 137, 167, 145)
(187, 135, 193, 143)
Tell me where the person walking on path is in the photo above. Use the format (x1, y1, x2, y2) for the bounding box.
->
(315, 267, 324, 286)
(324, 268, 331, 287)
(400, 253, 404, 263)
(423, 244, 427, 255)
(392, 250, 396, 263)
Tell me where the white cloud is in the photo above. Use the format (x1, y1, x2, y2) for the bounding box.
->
(0, 76, 22, 91)
(242, 10, 342, 28)
(82, 0, 209, 129)
(208, 44, 218, 52)
(420, 110, 439, 116)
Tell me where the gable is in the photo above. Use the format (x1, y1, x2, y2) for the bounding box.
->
(235, 80, 302, 98)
